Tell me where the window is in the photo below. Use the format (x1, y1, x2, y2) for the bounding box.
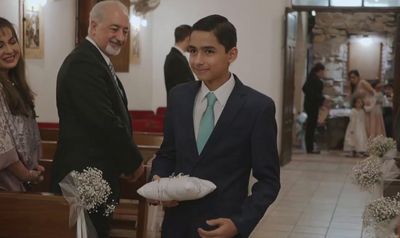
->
(292, 0, 400, 7)
(292, 0, 329, 6)
(331, 0, 362, 6)
(364, 0, 400, 7)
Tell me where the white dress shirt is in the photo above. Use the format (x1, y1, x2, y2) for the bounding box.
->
(193, 74, 235, 140)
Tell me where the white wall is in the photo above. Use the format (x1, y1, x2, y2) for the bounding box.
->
(27, 0, 76, 122)
(0, 1, 19, 30)
(152, 0, 288, 142)
(1, 0, 288, 148)
(118, 17, 154, 111)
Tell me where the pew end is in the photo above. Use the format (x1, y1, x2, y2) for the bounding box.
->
(0, 192, 75, 238)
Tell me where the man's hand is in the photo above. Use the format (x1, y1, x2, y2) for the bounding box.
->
(197, 218, 238, 238)
(148, 175, 179, 208)
(122, 163, 145, 182)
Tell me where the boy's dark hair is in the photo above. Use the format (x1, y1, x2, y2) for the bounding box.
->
(192, 14, 237, 52)
(174, 24, 192, 43)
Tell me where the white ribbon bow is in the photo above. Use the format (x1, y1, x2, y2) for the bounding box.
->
(59, 173, 98, 238)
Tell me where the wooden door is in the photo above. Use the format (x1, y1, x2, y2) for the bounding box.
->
(280, 9, 297, 166)
(394, 14, 400, 151)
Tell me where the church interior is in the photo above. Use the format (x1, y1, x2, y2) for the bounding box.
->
(0, 0, 400, 237)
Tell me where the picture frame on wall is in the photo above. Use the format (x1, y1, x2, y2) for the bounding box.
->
(22, 0, 44, 59)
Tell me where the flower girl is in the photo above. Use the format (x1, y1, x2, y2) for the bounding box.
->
(344, 96, 368, 157)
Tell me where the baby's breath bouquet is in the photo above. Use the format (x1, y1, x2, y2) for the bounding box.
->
(70, 167, 116, 216)
(367, 135, 397, 157)
(363, 193, 400, 238)
(352, 156, 383, 192)
(59, 167, 116, 238)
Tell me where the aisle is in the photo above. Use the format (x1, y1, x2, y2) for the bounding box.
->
(251, 150, 369, 238)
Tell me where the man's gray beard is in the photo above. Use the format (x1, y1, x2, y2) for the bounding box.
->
(105, 44, 121, 56)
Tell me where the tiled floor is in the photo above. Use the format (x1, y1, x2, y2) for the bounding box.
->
(147, 150, 371, 238)
(251, 150, 370, 238)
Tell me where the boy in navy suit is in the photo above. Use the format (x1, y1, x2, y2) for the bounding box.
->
(151, 14, 280, 238)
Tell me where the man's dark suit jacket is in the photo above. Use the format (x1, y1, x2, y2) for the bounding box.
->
(164, 47, 195, 94)
(50, 39, 143, 199)
(302, 73, 324, 113)
(151, 75, 280, 238)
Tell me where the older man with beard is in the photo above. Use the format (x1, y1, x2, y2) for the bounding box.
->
(50, 1, 144, 237)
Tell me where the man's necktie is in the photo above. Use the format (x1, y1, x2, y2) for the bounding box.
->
(108, 63, 124, 97)
(197, 92, 217, 153)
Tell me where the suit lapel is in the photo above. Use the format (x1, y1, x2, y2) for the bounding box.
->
(83, 40, 131, 131)
(181, 82, 201, 164)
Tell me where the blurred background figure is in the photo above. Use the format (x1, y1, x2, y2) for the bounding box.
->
(302, 63, 326, 154)
(164, 24, 195, 94)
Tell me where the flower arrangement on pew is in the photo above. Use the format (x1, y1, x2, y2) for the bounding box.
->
(69, 167, 116, 216)
(59, 167, 116, 238)
(351, 135, 397, 192)
(363, 193, 400, 238)
(352, 156, 383, 191)
(367, 135, 397, 157)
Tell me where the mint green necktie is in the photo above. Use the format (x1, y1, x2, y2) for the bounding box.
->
(197, 92, 217, 153)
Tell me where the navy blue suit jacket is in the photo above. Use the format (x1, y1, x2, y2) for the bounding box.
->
(151, 75, 280, 238)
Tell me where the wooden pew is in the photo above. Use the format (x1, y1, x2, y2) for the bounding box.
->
(0, 192, 75, 238)
(110, 165, 150, 238)
(29, 160, 150, 238)
(40, 141, 158, 164)
(133, 132, 163, 147)
(36, 132, 161, 238)
(41, 140, 57, 160)
(39, 128, 164, 147)
(39, 128, 59, 141)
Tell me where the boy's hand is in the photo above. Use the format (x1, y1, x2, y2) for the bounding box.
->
(197, 218, 238, 238)
(148, 175, 179, 208)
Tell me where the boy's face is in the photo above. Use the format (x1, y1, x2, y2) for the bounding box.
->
(188, 30, 237, 89)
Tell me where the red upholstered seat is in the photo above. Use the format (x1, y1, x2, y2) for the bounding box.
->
(156, 107, 167, 117)
(132, 119, 152, 132)
(148, 119, 164, 133)
(129, 110, 155, 120)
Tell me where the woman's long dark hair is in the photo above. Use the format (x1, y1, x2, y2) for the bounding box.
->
(348, 69, 360, 94)
(0, 17, 35, 117)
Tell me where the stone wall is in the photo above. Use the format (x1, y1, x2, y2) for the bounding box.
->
(312, 12, 397, 106)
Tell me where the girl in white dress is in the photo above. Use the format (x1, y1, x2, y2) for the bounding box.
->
(344, 96, 368, 157)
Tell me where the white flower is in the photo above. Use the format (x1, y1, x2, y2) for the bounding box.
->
(367, 135, 397, 157)
(352, 156, 383, 191)
(363, 193, 400, 227)
(71, 167, 116, 216)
